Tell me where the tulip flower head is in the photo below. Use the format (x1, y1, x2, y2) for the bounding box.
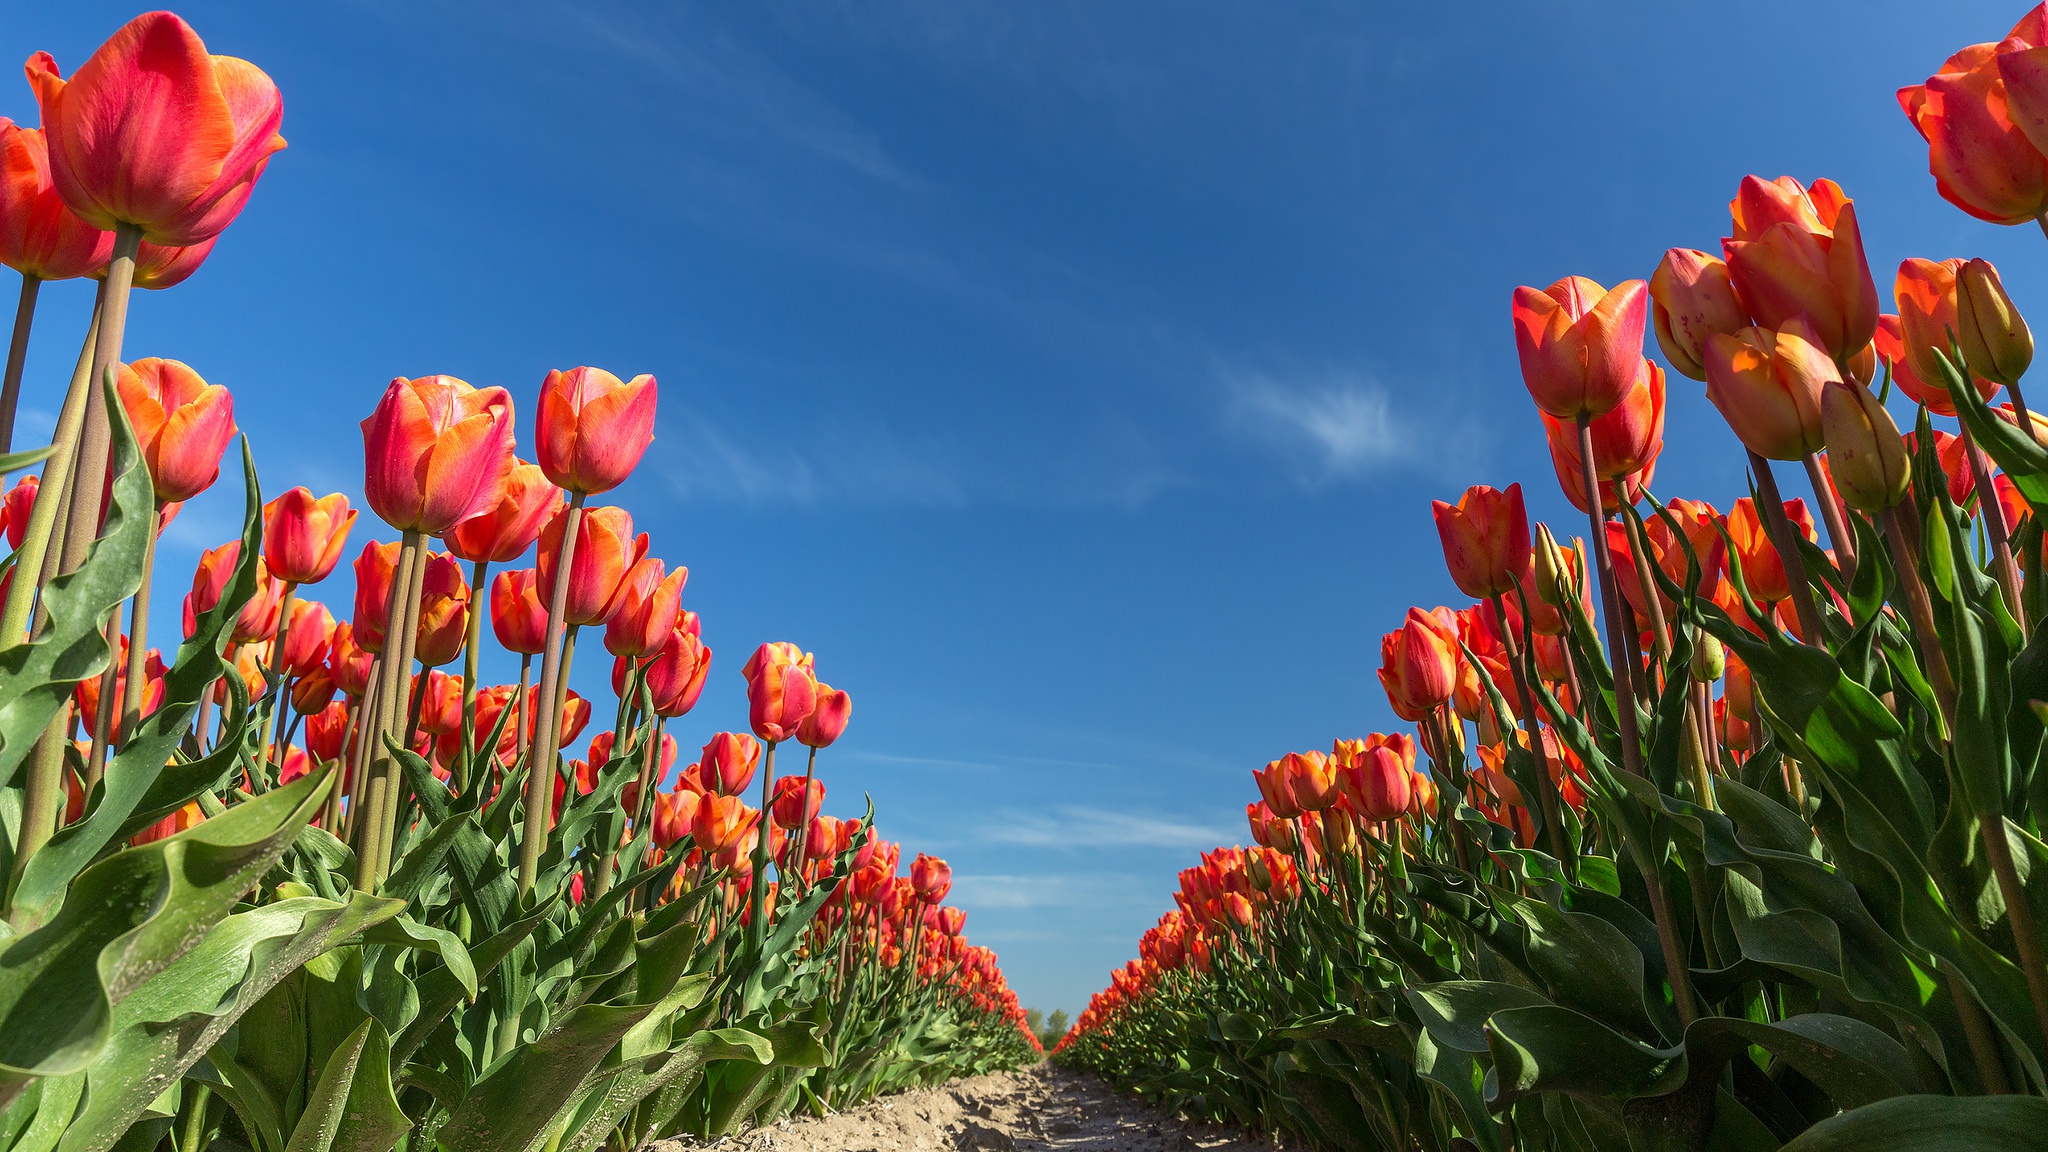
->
(604, 556, 686, 658)
(4, 475, 35, 549)
(645, 626, 713, 718)
(1956, 257, 2033, 387)
(1899, 8, 2048, 225)
(1378, 607, 1459, 723)
(351, 540, 402, 653)
(1722, 176, 1878, 367)
(117, 358, 236, 504)
(327, 621, 373, 697)
(1820, 380, 1910, 512)
(772, 776, 826, 830)
(536, 367, 658, 495)
(1280, 751, 1338, 813)
(535, 505, 646, 626)
(744, 641, 819, 744)
(1252, 759, 1302, 820)
(1726, 497, 1818, 605)
(361, 375, 516, 535)
(25, 13, 286, 245)
(911, 854, 953, 903)
(1511, 276, 1650, 420)
(1650, 248, 1748, 381)
(693, 793, 757, 856)
(797, 683, 851, 748)
(1431, 483, 1530, 599)
(1702, 319, 1835, 461)
(445, 458, 561, 564)
(701, 731, 762, 797)
(411, 551, 471, 667)
(1538, 360, 1664, 512)
(277, 598, 333, 677)
(489, 567, 548, 656)
(0, 119, 111, 280)
(261, 488, 355, 586)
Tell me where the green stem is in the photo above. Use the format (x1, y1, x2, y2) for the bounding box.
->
(355, 532, 421, 890)
(518, 493, 586, 897)
(1749, 450, 1825, 643)
(118, 511, 162, 749)
(255, 581, 297, 768)
(0, 292, 100, 646)
(55, 226, 140, 582)
(0, 274, 41, 465)
(459, 558, 487, 788)
(376, 538, 430, 886)
(748, 740, 779, 953)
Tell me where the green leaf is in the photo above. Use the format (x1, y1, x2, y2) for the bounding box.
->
(1778, 1094, 2048, 1150)
(1485, 1004, 1683, 1108)
(283, 1019, 408, 1152)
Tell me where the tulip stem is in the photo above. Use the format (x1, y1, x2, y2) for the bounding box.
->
(748, 740, 780, 953)
(1492, 592, 1570, 872)
(355, 532, 421, 890)
(377, 539, 431, 884)
(1802, 453, 1857, 588)
(1574, 415, 1648, 780)
(56, 226, 140, 583)
(515, 654, 531, 767)
(1955, 422, 2027, 632)
(84, 614, 121, 793)
(0, 294, 100, 647)
(344, 680, 377, 843)
(1978, 810, 2048, 1054)
(249, 580, 295, 770)
(1620, 512, 1672, 676)
(1882, 501, 1956, 735)
(1748, 451, 1826, 643)
(324, 695, 357, 832)
(458, 559, 487, 789)
(517, 493, 586, 899)
(0, 274, 41, 467)
(789, 744, 821, 890)
(2010, 379, 2045, 450)
(118, 512, 165, 749)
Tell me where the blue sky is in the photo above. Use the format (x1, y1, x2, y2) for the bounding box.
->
(11, 1, 2046, 1016)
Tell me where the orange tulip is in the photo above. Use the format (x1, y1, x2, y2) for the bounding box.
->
(276, 598, 333, 677)
(1281, 751, 1338, 813)
(653, 787, 701, 849)
(261, 487, 355, 585)
(693, 793, 758, 856)
(1702, 319, 1834, 461)
(490, 567, 547, 655)
(291, 666, 336, 716)
(1726, 497, 1817, 605)
(1511, 276, 1649, 420)
(536, 366, 658, 495)
(1875, 312, 1994, 418)
(645, 626, 712, 718)
(1820, 380, 1910, 513)
(360, 375, 516, 535)
(327, 621, 373, 697)
(412, 551, 471, 667)
(1378, 606, 1459, 722)
(74, 640, 164, 742)
(4, 474, 33, 548)
(1899, 8, 2048, 225)
(535, 504, 646, 626)
(1251, 758, 1302, 820)
(445, 457, 560, 564)
(127, 235, 213, 289)
(701, 731, 762, 797)
(1894, 258, 1991, 398)
(1337, 738, 1413, 822)
(911, 854, 953, 903)
(1650, 247, 1749, 381)
(0, 120, 110, 279)
(603, 556, 686, 658)
(1722, 176, 1878, 367)
(772, 775, 825, 830)
(744, 641, 819, 743)
(116, 357, 235, 504)
(25, 13, 285, 245)
(351, 540, 402, 653)
(417, 670, 463, 736)
(1539, 361, 1663, 513)
(232, 560, 285, 645)
(797, 683, 851, 748)
(305, 700, 349, 763)
(1431, 482, 1529, 599)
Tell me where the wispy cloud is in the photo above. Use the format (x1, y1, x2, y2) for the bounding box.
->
(950, 872, 1161, 910)
(1223, 367, 1415, 487)
(656, 406, 963, 508)
(981, 805, 1235, 852)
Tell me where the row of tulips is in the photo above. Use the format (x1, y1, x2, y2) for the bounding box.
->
(1057, 6, 2048, 1150)
(0, 11, 1036, 1152)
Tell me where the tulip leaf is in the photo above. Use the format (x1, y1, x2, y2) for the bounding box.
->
(1484, 1004, 1683, 1107)
(282, 1018, 409, 1152)
(1778, 1094, 2048, 1151)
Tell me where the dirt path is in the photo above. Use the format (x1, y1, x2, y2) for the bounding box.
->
(647, 1064, 1273, 1152)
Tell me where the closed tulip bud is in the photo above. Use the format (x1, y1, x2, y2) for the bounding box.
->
(1431, 483, 1530, 599)
(1337, 739, 1414, 822)
(1222, 892, 1256, 929)
(536, 367, 658, 495)
(1531, 525, 1583, 616)
(604, 557, 686, 658)
(1511, 276, 1650, 419)
(1899, 12, 2048, 225)
(1650, 248, 1748, 381)
(1378, 606, 1460, 723)
(116, 358, 236, 504)
(1820, 380, 1910, 512)
(797, 683, 852, 748)
(652, 787, 700, 850)
(0, 120, 111, 280)
(327, 621, 373, 697)
(1246, 801, 1278, 848)
(1727, 497, 1818, 604)
(446, 458, 560, 564)
(351, 540, 402, 653)
(1691, 633, 1726, 683)
(645, 627, 712, 718)
(412, 552, 470, 667)
(1702, 319, 1835, 461)
(261, 488, 355, 586)
(416, 670, 462, 736)
(701, 731, 762, 797)
(2, 474, 31, 549)
(911, 854, 952, 903)
(1723, 176, 1879, 367)
(233, 562, 285, 645)
(361, 375, 517, 535)
(291, 666, 336, 716)
(1538, 360, 1664, 512)
(1252, 759, 1302, 820)
(772, 776, 825, 829)
(1281, 751, 1339, 813)
(1957, 258, 2033, 387)
(744, 641, 819, 743)
(489, 567, 547, 656)
(277, 598, 332, 676)
(26, 14, 286, 246)
(536, 505, 646, 626)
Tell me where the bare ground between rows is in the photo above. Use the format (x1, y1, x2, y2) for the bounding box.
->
(642, 1064, 1276, 1152)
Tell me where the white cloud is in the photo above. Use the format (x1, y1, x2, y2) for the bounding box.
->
(981, 804, 1235, 852)
(949, 872, 1161, 910)
(657, 406, 963, 509)
(1223, 367, 1415, 486)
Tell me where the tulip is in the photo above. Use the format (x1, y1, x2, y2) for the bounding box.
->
(1511, 276, 1649, 419)
(416, 670, 462, 736)
(351, 540, 402, 652)
(1336, 735, 1415, 822)
(1895, 259, 1993, 397)
(1701, 320, 1834, 461)
(1431, 483, 1530, 599)
(1377, 606, 1459, 723)
(772, 776, 825, 829)
(535, 504, 645, 627)
(327, 621, 373, 698)
(1280, 751, 1339, 813)
(1898, 12, 2048, 224)
(693, 793, 757, 856)
(128, 236, 213, 290)
(232, 562, 285, 646)
(911, 854, 953, 903)
(0, 120, 112, 281)
(1723, 176, 1879, 367)
(277, 598, 333, 677)
(305, 700, 349, 763)
(446, 457, 560, 565)
(1956, 257, 2034, 388)
(1649, 248, 1748, 381)
(536, 367, 658, 495)
(1821, 380, 1910, 512)
(652, 787, 701, 850)
(3, 474, 32, 548)
(26, 14, 286, 245)
(1251, 759, 1301, 820)
(702, 731, 762, 797)
(361, 375, 517, 535)
(116, 358, 235, 504)
(797, 683, 852, 748)
(1539, 360, 1663, 514)
(291, 666, 337, 716)
(1875, 312, 1996, 417)
(490, 567, 547, 655)
(1726, 497, 1817, 604)
(645, 627, 713, 718)
(262, 488, 355, 586)
(412, 552, 470, 667)
(604, 557, 686, 658)
(744, 641, 819, 744)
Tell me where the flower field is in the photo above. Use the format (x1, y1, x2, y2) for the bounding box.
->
(0, 12, 1037, 1152)
(1056, 5, 2048, 1149)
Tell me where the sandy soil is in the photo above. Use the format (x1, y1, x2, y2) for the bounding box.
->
(644, 1064, 1275, 1152)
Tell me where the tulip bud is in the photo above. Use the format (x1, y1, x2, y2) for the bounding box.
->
(536, 505, 646, 627)
(1431, 483, 1531, 599)
(1511, 276, 1650, 420)
(1957, 258, 2033, 387)
(446, 458, 562, 565)
(536, 367, 658, 495)
(744, 642, 819, 744)
(1650, 248, 1748, 381)
(1532, 525, 1575, 611)
(117, 358, 236, 504)
(351, 541, 402, 653)
(361, 375, 517, 535)
(1690, 633, 1726, 684)
(910, 853, 953, 903)
(1819, 380, 1909, 512)
(1377, 607, 1460, 723)
(796, 683, 852, 748)
(772, 776, 825, 830)
(1702, 320, 1834, 462)
(262, 488, 356, 586)
(490, 567, 547, 656)
(412, 552, 471, 667)
(700, 731, 761, 797)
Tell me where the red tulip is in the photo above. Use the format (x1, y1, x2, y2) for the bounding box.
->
(361, 375, 516, 535)
(24, 13, 285, 245)
(644, 626, 712, 718)
(1899, 8, 2048, 225)
(305, 700, 349, 763)
(536, 366, 657, 495)
(744, 641, 818, 743)
(445, 457, 560, 564)
(653, 787, 701, 849)
(276, 598, 333, 677)
(1378, 607, 1459, 723)
(911, 854, 953, 903)
(693, 793, 757, 856)
(1511, 276, 1649, 420)
(1722, 176, 1878, 368)
(604, 557, 686, 658)
(1539, 364, 1663, 514)
(535, 505, 646, 626)
(1336, 734, 1416, 822)
(291, 666, 336, 716)
(411, 552, 471, 667)
(232, 561, 285, 645)
(417, 670, 463, 736)
(351, 540, 402, 653)
(796, 683, 851, 748)
(1252, 759, 1302, 821)
(74, 640, 164, 742)
(1281, 751, 1338, 813)
(116, 357, 235, 504)
(772, 776, 825, 830)
(1649, 247, 1749, 381)
(490, 567, 547, 655)
(1431, 483, 1530, 599)
(1875, 312, 1994, 419)
(128, 235, 213, 289)
(701, 731, 762, 797)
(260, 487, 356, 586)
(1726, 497, 1818, 605)
(5, 475, 35, 548)
(0, 120, 110, 279)
(327, 621, 373, 697)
